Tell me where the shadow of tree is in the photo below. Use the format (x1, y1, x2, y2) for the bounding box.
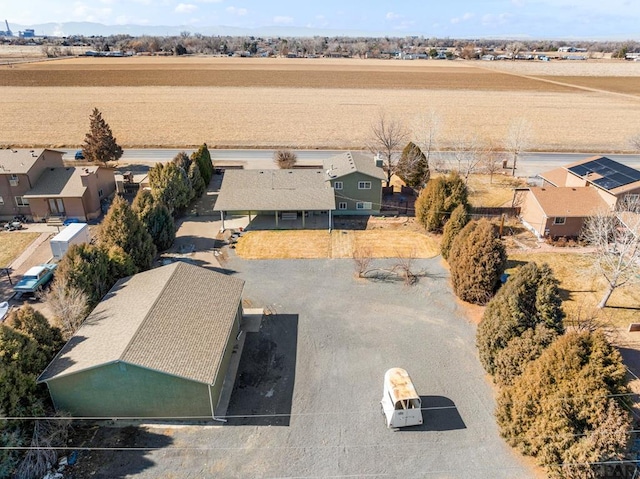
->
(66, 424, 173, 479)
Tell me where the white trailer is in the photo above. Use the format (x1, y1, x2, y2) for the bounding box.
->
(50, 223, 90, 260)
(381, 368, 423, 429)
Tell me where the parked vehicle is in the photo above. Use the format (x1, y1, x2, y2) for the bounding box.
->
(50, 223, 90, 260)
(75, 150, 85, 160)
(4, 221, 23, 231)
(381, 368, 423, 429)
(13, 264, 57, 294)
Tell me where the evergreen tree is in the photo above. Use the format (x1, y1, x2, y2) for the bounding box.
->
(448, 218, 506, 305)
(415, 172, 468, 232)
(476, 262, 565, 376)
(132, 190, 176, 252)
(99, 195, 156, 272)
(496, 331, 630, 477)
(148, 162, 192, 215)
(55, 243, 134, 307)
(397, 141, 429, 188)
(440, 203, 469, 260)
(172, 151, 191, 172)
(82, 107, 123, 165)
(188, 162, 206, 199)
(190, 143, 214, 185)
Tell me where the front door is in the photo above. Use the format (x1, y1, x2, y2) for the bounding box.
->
(48, 198, 65, 215)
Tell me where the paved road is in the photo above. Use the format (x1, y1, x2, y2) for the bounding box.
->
(63, 148, 640, 178)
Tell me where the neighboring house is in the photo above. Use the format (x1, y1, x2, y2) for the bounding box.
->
(38, 262, 245, 418)
(0, 149, 115, 221)
(213, 151, 386, 229)
(25, 166, 114, 221)
(519, 156, 640, 238)
(324, 151, 386, 216)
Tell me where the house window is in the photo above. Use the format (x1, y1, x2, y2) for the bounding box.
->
(358, 181, 372, 190)
(553, 217, 566, 225)
(338, 202, 347, 210)
(334, 181, 343, 190)
(98, 188, 104, 198)
(15, 196, 29, 207)
(356, 202, 372, 210)
(0, 196, 4, 205)
(9, 174, 19, 186)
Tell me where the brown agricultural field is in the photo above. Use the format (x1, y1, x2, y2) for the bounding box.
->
(1, 56, 640, 151)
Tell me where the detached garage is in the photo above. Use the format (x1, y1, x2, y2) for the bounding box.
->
(37, 262, 245, 419)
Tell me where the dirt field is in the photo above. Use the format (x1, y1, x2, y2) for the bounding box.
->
(2, 56, 640, 151)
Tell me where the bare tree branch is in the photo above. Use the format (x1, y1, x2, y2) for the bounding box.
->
(581, 196, 640, 308)
(368, 111, 408, 186)
(504, 118, 533, 176)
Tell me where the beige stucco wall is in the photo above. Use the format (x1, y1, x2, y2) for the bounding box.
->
(520, 192, 547, 237)
(29, 197, 87, 222)
(565, 174, 588, 187)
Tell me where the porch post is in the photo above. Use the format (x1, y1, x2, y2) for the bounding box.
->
(220, 210, 225, 230)
(328, 209, 332, 231)
(302, 211, 306, 228)
(275, 211, 279, 228)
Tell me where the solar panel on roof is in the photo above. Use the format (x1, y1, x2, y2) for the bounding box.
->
(567, 157, 640, 191)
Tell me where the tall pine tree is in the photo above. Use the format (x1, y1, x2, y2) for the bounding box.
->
(99, 195, 156, 272)
(82, 108, 123, 165)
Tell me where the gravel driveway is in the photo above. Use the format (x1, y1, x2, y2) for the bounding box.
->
(90, 255, 535, 478)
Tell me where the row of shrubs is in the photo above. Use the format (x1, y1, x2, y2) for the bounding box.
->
(414, 173, 632, 478)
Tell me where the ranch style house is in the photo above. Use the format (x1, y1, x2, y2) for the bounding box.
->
(517, 156, 640, 238)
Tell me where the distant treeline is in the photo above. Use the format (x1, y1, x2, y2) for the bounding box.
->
(2, 33, 639, 59)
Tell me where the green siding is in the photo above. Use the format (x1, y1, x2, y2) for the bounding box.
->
(331, 172, 382, 215)
(47, 362, 213, 418)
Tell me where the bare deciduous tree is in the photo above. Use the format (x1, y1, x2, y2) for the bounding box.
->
(504, 118, 533, 176)
(353, 248, 374, 278)
(581, 197, 640, 308)
(273, 149, 297, 169)
(628, 132, 640, 151)
(44, 276, 89, 339)
(481, 143, 505, 183)
(368, 111, 408, 186)
(15, 416, 71, 479)
(411, 110, 441, 177)
(451, 134, 485, 184)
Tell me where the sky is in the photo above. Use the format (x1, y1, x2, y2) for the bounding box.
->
(4, 0, 640, 39)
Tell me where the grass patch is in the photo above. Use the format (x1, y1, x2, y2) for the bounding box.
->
(0, 232, 42, 267)
(235, 230, 439, 260)
(467, 174, 525, 207)
(507, 252, 640, 329)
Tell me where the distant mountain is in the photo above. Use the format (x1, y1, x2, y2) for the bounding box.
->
(8, 22, 383, 38)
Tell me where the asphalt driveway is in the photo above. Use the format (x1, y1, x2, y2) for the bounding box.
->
(98, 255, 535, 478)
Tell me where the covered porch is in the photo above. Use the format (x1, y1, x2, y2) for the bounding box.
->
(213, 169, 336, 231)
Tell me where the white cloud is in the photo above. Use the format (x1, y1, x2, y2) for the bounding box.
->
(226, 6, 248, 16)
(450, 12, 474, 24)
(195, 0, 223, 2)
(315, 14, 325, 20)
(273, 15, 293, 24)
(512, 0, 525, 6)
(482, 13, 512, 26)
(175, 3, 197, 13)
(386, 12, 402, 20)
(72, 2, 113, 22)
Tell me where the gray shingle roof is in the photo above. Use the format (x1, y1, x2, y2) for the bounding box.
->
(25, 167, 96, 198)
(213, 169, 336, 212)
(38, 262, 245, 385)
(323, 151, 386, 181)
(0, 148, 46, 174)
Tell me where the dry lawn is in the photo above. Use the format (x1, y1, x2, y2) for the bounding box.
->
(0, 231, 41, 267)
(467, 174, 525, 207)
(235, 229, 439, 259)
(507, 252, 640, 329)
(2, 56, 640, 151)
